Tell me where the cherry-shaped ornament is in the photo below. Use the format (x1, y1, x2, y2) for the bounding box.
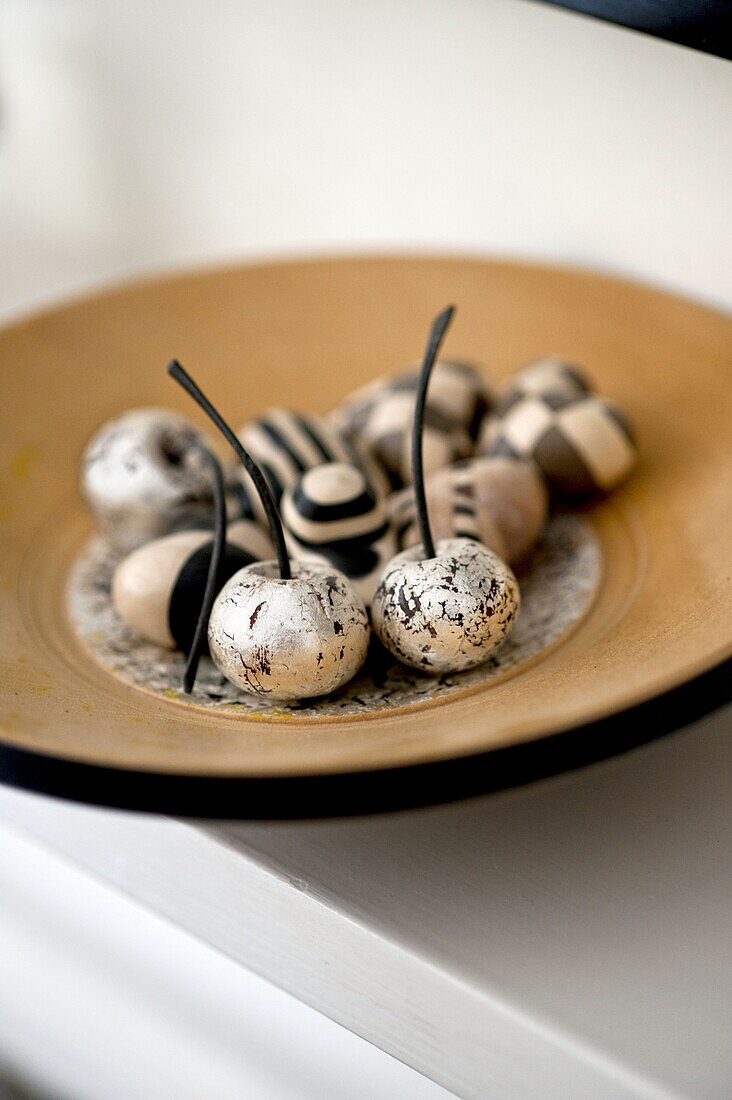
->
(168, 362, 370, 701)
(371, 308, 520, 674)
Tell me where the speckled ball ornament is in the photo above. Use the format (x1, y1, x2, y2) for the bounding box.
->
(372, 537, 519, 673)
(208, 560, 369, 700)
(81, 407, 218, 551)
(280, 462, 396, 605)
(371, 306, 521, 674)
(331, 358, 491, 491)
(168, 361, 369, 702)
(392, 455, 548, 564)
(111, 519, 273, 651)
(484, 390, 637, 498)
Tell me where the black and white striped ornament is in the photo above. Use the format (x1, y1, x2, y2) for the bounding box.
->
(484, 391, 637, 497)
(390, 454, 548, 563)
(332, 360, 492, 490)
(111, 519, 273, 651)
(281, 462, 396, 604)
(390, 474, 507, 561)
(231, 408, 385, 523)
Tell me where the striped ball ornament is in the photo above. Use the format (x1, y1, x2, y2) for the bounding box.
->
(390, 455, 547, 563)
(484, 391, 637, 498)
(389, 476, 507, 562)
(231, 409, 386, 524)
(281, 462, 396, 604)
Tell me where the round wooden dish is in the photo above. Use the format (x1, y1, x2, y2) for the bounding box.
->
(1, 257, 730, 817)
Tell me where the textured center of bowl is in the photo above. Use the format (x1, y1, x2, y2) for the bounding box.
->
(67, 514, 601, 721)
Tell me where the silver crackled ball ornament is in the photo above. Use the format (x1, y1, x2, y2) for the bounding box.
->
(81, 407, 217, 551)
(372, 537, 519, 674)
(208, 560, 369, 700)
(371, 307, 520, 674)
(168, 361, 369, 702)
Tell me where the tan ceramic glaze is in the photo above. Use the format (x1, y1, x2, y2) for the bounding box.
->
(0, 256, 730, 777)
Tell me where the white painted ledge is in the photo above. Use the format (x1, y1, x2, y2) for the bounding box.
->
(0, 826, 451, 1100)
(1, 702, 730, 1099)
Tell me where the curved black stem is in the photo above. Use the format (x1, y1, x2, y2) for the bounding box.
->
(183, 444, 226, 694)
(411, 305, 456, 559)
(167, 360, 291, 580)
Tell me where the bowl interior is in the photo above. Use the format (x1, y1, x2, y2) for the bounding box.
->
(1, 256, 730, 777)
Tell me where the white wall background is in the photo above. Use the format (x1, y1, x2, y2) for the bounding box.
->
(0, 0, 730, 324)
(0, 3, 729, 1098)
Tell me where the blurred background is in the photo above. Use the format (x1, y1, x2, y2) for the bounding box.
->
(1, 0, 731, 326)
(0, 2, 730, 1098)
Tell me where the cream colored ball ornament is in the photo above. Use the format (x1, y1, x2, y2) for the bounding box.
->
(330, 358, 491, 491)
(499, 356, 592, 407)
(111, 519, 273, 650)
(483, 391, 637, 498)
